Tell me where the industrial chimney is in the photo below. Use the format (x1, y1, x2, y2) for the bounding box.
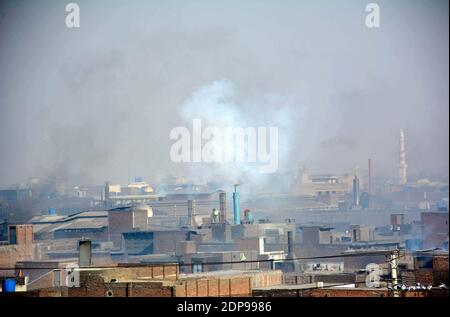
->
(283, 230, 299, 272)
(398, 129, 408, 185)
(187, 199, 197, 227)
(287, 231, 294, 257)
(219, 191, 227, 223)
(233, 185, 240, 225)
(352, 176, 360, 207)
(104, 181, 111, 209)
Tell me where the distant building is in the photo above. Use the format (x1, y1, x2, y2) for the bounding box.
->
(297, 169, 353, 198)
(29, 210, 108, 240)
(122, 229, 190, 256)
(349, 225, 375, 243)
(390, 213, 405, 228)
(360, 192, 370, 209)
(108, 205, 150, 248)
(0, 189, 33, 205)
(421, 212, 449, 249)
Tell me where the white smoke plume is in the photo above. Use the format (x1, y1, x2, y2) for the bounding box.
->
(176, 79, 302, 193)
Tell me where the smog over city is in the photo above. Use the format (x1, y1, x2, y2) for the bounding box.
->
(0, 0, 448, 305)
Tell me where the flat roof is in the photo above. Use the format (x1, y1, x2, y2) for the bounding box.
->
(180, 269, 280, 279)
(254, 283, 340, 291)
(56, 218, 107, 230)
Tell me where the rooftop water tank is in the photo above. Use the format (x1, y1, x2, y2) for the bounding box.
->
(2, 278, 16, 293)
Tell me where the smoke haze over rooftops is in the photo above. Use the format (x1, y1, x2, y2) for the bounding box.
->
(0, 0, 448, 187)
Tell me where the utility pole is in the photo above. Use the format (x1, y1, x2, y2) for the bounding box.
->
(390, 250, 400, 297)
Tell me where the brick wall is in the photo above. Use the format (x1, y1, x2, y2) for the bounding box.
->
(433, 256, 449, 271)
(9, 225, 34, 245)
(153, 231, 189, 254)
(91, 264, 178, 282)
(283, 274, 312, 285)
(230, 277, 251, 296)
(283, 272, 355, 285)
(415, 269, 434, 285)
(250, 270, 282, 288)
(421, 212, 449, 249)
(234, 238, 261, 253)
(0, 244, 34, 277)
(108, 211, 133, 247)
(175, 241, 196, 256)
(310, 288, 389, 297)
(0, 224, 35, 277)
(343, 254, 386, 272)
(68, 274, 173, 297)
(433, 256, 449, 286)
(208, 278, 219, 296)
(175, 276, 251, 297)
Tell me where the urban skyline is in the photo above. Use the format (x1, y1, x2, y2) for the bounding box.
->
(0, 0, 448, 302)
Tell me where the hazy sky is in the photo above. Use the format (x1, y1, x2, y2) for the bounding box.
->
(0, 0, 448, 187)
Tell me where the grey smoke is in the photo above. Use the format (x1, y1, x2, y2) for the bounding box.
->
(177, 79, 300, 187)
(0, 0, 448, 188)
(320, 137, 358, 150)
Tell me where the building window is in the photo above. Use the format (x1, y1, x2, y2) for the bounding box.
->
(9, 226, 16, 244)
(416, 256, 433, 269)
(192, 263, 203, 273)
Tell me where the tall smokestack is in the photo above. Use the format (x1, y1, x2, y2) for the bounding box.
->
(287, 231, 294, 257)
(399, 129, 408, 185)
(284, 230, 299, 272)
(233, 184, 240, 225)
(187, 199, 196, 227)
(104, 181, 111, 209)
(353, 176, 360, 207)
(219, 191, 226, 223)
(368, 158, 373, 209)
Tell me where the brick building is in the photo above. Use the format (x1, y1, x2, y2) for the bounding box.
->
(421, 212, 449, 249)
(108, 207, 148, 247)
(13, 264, 279, 297)
(0, 224, 35, 277)
(122, 229, 190, 256)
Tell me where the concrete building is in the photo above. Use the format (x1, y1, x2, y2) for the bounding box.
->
(30, 210, 108, 240)
(297, 170, 354, 199)
(350, 225, 375, 243)
(121, 229, 191, 256)
(108, 206, 150, 247)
